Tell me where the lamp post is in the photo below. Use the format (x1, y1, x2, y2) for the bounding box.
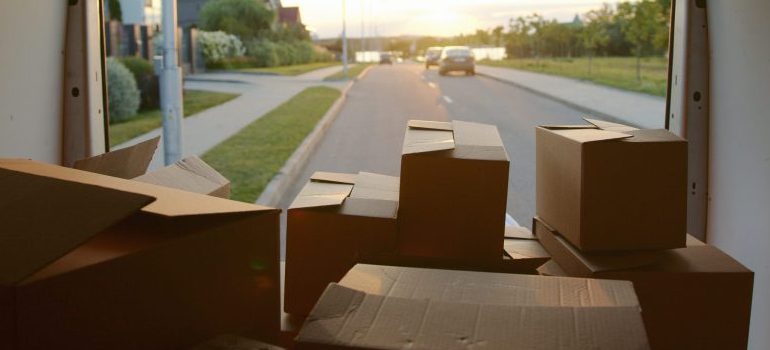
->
(342, 0, 348, 77)
(160, 0, 183, 165)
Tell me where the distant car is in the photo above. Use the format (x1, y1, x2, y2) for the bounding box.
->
(424, 47, 443, 68)
(438, 46, 475, 76)
(379, 52, 393, 65)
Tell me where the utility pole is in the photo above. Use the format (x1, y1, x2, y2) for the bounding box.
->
(160, 0, 183, 165)
(342, 0, 348, 77)
(360, 0, 365, 55)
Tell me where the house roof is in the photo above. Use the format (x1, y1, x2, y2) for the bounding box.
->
(279, 7, 302, 25)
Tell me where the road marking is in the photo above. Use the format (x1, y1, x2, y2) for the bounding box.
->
(427, 82, 437, 89)
(443, 95, 453, 104)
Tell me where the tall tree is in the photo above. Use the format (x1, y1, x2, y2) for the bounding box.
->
(199, 0, 275, 41)
(581, 4, 612, 75)
(617, 0, 666, 81)
(492, 25, 504, 47)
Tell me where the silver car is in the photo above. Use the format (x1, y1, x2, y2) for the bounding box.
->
(438, 46, 475, 76)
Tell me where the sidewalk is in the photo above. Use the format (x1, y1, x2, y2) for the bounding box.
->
(114, 66, 347, 170)
(476, 65, 666, 129)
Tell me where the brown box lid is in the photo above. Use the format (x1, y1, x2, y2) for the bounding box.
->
(402, 119, 508, 161)
(134, 156, 231, 198)
(290, 171, 399, 218)
(72, 136, 159, 179)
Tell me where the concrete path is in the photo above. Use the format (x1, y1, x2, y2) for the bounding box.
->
(114, 66, 348, 170)
(476, 65, 666, 129)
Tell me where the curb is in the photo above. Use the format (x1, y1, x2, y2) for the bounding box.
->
(476, 68, 643, 128)
(256, 65, 375, 207)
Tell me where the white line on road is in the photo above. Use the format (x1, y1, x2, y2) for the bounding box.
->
(427, 82, 437, 89)
(443, 95, 453, 103)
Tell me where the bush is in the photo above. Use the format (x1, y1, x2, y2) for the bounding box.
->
(107, 58, 140, 123)
(199, 0, 274, 40)
(119, 57, 159, 110)
(198, 30, 245, 66)
(245, 39, 279, 67)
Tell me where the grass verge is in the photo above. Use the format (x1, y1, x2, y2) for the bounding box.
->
(480, 56, 668, 97)
(109, 90, 239, 147)
(323, 64, 371, 81)
(238, 62, 339, 76)
(202, 86, 341, 202)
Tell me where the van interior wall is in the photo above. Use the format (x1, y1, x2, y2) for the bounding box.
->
(707, 1, 770, 349)
(0, 1, 66, 163)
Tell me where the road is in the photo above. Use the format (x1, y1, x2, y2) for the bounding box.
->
(277, 62, 597, 256)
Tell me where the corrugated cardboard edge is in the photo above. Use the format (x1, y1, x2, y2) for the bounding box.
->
(72, 136, 160, 179)
(583, 117, 639, 132)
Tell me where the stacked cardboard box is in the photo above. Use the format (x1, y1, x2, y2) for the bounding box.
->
(0, 159, 280, 349)
(285, 120, 539, 316)
(533, 119, 754, 349)
(296, 264, 650, 350)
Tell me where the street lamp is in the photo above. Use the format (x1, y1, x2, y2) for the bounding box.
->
(342, 0, 348, 77)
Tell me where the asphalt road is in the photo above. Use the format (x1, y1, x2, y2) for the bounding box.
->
(278, 62, 588, 256)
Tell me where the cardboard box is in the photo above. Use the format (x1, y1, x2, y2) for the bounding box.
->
(536, 260, 567, 277)
(72, 136, 159, 179)
(296, 264, 649, 350)
(536, 118, 687, 251)
(398, 120, 509, 260)
(534, 217, 754, 350)
(285, 171, 399, 316)
(135, 156, 231, 198)
(0, 159, 280, 350)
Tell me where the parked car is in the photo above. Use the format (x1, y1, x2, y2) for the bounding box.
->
(438, 46, 475, 76)
(424, 47, 443, 68)
(380, 52, 393, 65)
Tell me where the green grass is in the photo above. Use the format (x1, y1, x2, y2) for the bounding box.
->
(202, 86, 341, 202)
(238, 62, 340, 76)
(480, 56, 668, 97)
(323, 64, 371, 81)
(109, 90, 239, 147)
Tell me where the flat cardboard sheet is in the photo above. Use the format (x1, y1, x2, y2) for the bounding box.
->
(339, 264, 639, 307)
(134, 156, 230, 198)
(72, 137, 160, 179)
(298, 283, 649, 350)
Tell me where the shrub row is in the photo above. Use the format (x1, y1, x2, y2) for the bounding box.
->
(197, 30, 333, 69)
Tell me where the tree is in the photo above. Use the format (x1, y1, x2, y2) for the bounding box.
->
(581, 4, 612, 75)
(492, 26, 504, 47)
(108, 0, 122, 22)
(199, 0, 275, 41)
(617, 0, 666, 81)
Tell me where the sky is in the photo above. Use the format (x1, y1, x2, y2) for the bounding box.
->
(281, 0, 623, 39)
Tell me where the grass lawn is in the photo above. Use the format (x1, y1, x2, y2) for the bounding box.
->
(480, 56, 668, 97)
(323, 64, 371, 81)
(238, 62, 340, 76)
(109, 90, 239, 147)
(202, 86, 341, 202)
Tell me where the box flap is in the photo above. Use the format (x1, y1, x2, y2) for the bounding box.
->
(298, 284, 649, 350)
(539, 124, 597, 130)
(0, 165, 155, 285)
(623, 129, 687, 143)
(339, 264, 639, 307)
(350, 172, 399, 201)
(407, 119, 453, 131)
(583, 117, 639, 132)
(310, 171, 357, 184)
(503, 239, 551, 260)
(72, 136, 159, 179)
(504, 225, 535, 240)
(134, 156, 230, 198)
(548, 128, 633, 143)
(0, 159, 276, 218)
(402, 121, 455, 154)
(537, 260, 567, 277)
(451, 120, 509, 161)
(289, 180, 353, 209)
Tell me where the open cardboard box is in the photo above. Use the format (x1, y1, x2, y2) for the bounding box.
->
(284, 171, 399, 316)
(0, 159, 280, 350)
(73, 138, 231, 198)
(398, 120, 509, 260)
(295, 264, 650, 350)
(536, 118, 687, 251)
(533, 216, 754, 350)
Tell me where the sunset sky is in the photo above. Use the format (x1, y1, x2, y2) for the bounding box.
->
(281, 0, 623, 39)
